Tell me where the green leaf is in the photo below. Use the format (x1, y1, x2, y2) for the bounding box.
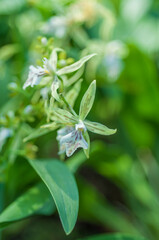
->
(28, 159, 79, 235)
(53, 108, 78, 124)
(0, 44, 19, 61)
(83, 131, 90, 158)
(66, 79, 83, 107)
(84, 120, 117, 136)
(65, 66, 84, 87)
(50, 48, 63, 72)
(51, 76, 60, 101)
(0, 183, 55, 229)
(56, 53, 96, 76)
(84, 233, 148, 240)
(79, 80, 96, 120)
(23, 128, 54, 142)
(77, 233, 147, 240)
(40, 122, 59, 129)
(0, 151, 88, 231)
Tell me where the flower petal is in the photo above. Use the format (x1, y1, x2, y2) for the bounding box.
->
(56, 126, 74, 154)
(53, 108, 78, 124)
(58, 123, 88, 157)
(84, 120, 117, 135)
(56, 53, 97, 76)
(79, 80, 96, 120)
(65, 131, 88, 157)
(49, 48, 64, 72)
(51, 76, 60, 101)
(23, 65, 46, 90)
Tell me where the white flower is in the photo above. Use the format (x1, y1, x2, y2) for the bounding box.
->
(23, 58, 52, 90)
(57, 121, 88, 157)
(104, 55, 124, 81)
(104, 40, 128, 82)
(42, 16, 67, 39)
(41, 37, 48, 46)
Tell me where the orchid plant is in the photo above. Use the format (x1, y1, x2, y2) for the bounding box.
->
(0, 41, 117, 236)
(23, 47, 116, 158)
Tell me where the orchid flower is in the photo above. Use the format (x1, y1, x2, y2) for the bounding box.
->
(57, 121, 88, 157)
(23, 48, 96, 102)
(23, 62, 49, 90)
(23, 49, 62, 90)
(55, 80, 116, 157)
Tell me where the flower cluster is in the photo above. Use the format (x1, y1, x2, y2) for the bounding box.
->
(23, 47, 116, 158)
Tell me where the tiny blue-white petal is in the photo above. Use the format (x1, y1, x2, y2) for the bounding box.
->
(57, 121, 88, 157)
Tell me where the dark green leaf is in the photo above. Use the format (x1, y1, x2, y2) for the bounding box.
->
(0, 183, 54, 229)
(28, 159, 79, 234)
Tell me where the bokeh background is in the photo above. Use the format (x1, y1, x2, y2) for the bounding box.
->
(0, 0, 159, 239)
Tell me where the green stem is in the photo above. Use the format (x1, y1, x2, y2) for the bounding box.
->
(60, 94, 78, 117)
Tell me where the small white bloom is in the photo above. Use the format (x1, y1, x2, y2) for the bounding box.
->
(57, 121, 88, 157)
(42, 16, 67, 39)
(104, 55, 124, 81)
(43, 58, 54, 74)
(104, 40, 128, 82)
(41, 37, 48, 46)
(23, 58, 52, 90)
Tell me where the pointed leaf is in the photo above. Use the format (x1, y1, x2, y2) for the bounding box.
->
(23, 128, 54, 142)
(84, 120, 117, 136)
(0, 183, 55, 229)
(79, 80, 96, 120)
(50, 48, 63, 72)
(66, 79, 83, 107)
(65, 66, 84, 87)
(40, 122, 59, 129)
(28, 159, 79, 235)
(51, 76, 60, 101)
(56, 53, 96, 76)
(83, 130, 90, 159)
(53, 108, 78, 124)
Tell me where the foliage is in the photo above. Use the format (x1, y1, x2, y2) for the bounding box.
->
(0, 0, 159, 240)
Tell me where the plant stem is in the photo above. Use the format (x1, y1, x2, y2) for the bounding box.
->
(60, 94, 78, 117)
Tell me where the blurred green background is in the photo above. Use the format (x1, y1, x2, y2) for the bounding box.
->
(0, 0, 159, 239)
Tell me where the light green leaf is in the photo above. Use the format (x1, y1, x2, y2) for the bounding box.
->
(84, 120, 117, 136)
(56, 53, 96, 76)
(50, 48, 63, 72)
(77, 234, 147, 240)
(53, 108, 78, 124)
(65, 66, 84, 87)
(40, 122, 59, 129)
(51, 76, 60, 101)
(28, 159, 79, 235)
(23, 128, 54, 142)
(65, 79, 83, 107)
(0, 183, 55, 229)
(79, 80, 96, 120)
(0, 44, 19, 61)
(83, 131, 90, 158)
